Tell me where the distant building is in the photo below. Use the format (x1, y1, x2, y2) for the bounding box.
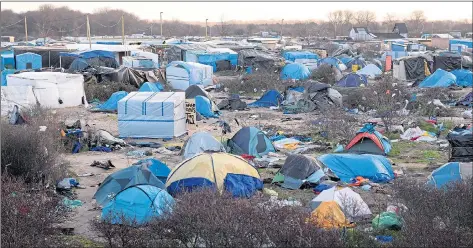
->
(349, 27, 374, 41)
(371, 33, 405, 40)
(392, 23, 408, 38)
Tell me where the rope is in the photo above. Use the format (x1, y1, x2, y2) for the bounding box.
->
(92, 18, 121, 28)
(57, 22, 86, 33)
(0, 19, 23, 29)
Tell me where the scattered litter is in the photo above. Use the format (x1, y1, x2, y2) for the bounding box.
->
(90, 160, 115, 170)
(313, 184, 334, 194)
(273, 138, 301, 150)
(166, 146, 182, 152)
(263, 188, 278, 198)
(78, 173, 94, 177)
(372, 211, 403, 230)
(126, 150, 152, 157)
(128, 141, 162, 148)
(39, 126, 47, 131)
(394, 169, 404, 177)
(63, 198, 83, 209)
(249, 114, 259, 119)
(57, 178, 80, 190)
(376, 235, 393, 243)
(361, 185, 372, 191)
(462, 110, 472, 119)
(400, 127, 437, 142)
(154, 147, 174, 155)
(90, 146, 112, 152)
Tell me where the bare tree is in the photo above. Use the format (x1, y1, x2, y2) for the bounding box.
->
(409, 10, 426, 35)
(383, 13, 398, 32)
(219, 14, 229, 37)
(355, 11, 376, 29)
(342, 10, 354, 34)
(246, 24, 256, 36)
(327, 10, 344, 37)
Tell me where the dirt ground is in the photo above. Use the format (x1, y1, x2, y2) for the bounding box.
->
(54, 83, 469, 240)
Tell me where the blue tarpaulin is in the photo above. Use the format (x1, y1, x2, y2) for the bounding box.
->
(280, 63, 310, 80)
(318, 153, 395, 183)
(248, 89, 283, 107)
(59, 50, 116, 59)
(15, 52, 42, 70)
(139, 82, 163, 92)
(418, 69, 457, 88)
(98, 91, 128, 111)
(450, 69, 472, 87)
(283, 51, 318, 62)
(317, 57, 343, 70)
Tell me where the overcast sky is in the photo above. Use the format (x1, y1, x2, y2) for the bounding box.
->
(3, 1, 472, 23)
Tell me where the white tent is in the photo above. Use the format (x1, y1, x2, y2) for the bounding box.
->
(4, 72, 88, 109)
(117, 92, 186, 138)
(309, 187, 372, 221)
(166, 61, 213, 90)
(356, 64, 382, 79)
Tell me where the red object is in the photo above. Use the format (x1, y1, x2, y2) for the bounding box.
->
(18, 206, 29, 215)
(426, 120, 437, 124)
(346, 133, 385, 152)
(240, 154, 255, 161)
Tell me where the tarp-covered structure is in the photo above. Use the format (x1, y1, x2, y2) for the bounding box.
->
(317, 57, 346, 71)
(446, 127, 473, 162)
(283, 51, 319, 62)
(433, 53, 462, 71)
(181, 131, 226, 159)
(248, 89, 283, 107)
(345, 123, 392, 156)
(101, 185, 174, 225)
(228, 126, 276, 158)
(238, 49, 279, 71)
(15, 52, 42, 70)
(282, 81, 342, 113)
(450, 69, 472, 87)
(185, 85, 219, 113)
(60, 50, 119, 71)
(139, 82, 163, 92)
(166, 153, 263, 197)
(418, 69, 457, 88)
(356, 64, 382, 79)
(427, 162, 472, 188)
(184, 47, 238, 72)
(272, 154, 327, 190)
(93, 159, 169, 206)
(280, 63, 310, 80)
(117, 92, 186, 138)
(5, 72, 88, 109)
(336, 73, 368, 87)
(166, 61, 213, 90)
(317, 153, 395, 183)
(393, 56, 432, 81)
(96, 91, 128, 112)
(104, 67, 165, 88)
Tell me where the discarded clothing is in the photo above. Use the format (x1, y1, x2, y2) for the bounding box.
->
(217, 95, 247, 111)
(127, 150, 152, 157)
(90, 146, 112, 152)
(63, 198, 83, 209)
(273, 138, 301, 150)
(57, 178, 80, 190)
(90, 160, 115, 170)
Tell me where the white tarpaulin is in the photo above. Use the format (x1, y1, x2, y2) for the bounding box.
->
(118, 92, 186, 138)
(310, 187, 372, 220)
(5, 72, 88, 109)
(166, 61, 213, 90)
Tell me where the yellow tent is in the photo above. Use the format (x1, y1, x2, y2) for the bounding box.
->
(309, 201, 355, 229)
(165, 153, 263, 197)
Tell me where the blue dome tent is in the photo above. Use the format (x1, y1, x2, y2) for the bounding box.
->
(181, 131, 226, 159)
(93, 160, 169, 206)
(346, 57, 367, 69)
(139, 82, 163, 92)
(317, 57, 345, 71)
(280, 63, 310, 80)
(450, 69, 472, 87)
(228, 126, 276, 157)
(427, 162, 472, 188)
(101, 185, 174, 225)
(318, 153, 395, 183)
(248, 89, 283, 107)
(418, 69, 457, 88)
(98, 91, 128, 112)
(336, 73, 368, 87)
(196, 95, 219, 118)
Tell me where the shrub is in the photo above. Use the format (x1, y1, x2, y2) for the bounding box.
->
(1, 176, 68, 247)
(1, 106, 67, 184)
(220, 71, 286, 95)
(311, 64, 337, 85)
(84, 80, 138, 101)
(392, 178, 473, 247)
(310, 106, 358, 144)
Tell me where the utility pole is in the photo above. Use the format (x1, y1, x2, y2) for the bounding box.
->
(205, 19, 208, 40)
(121, 15, 125, 46)
(160, 12, 163, 37)
(151, 23, 153, 37)
(281, 19, 284, 38)
(86, 15, 91, 49)
(24, 16, 28, 42)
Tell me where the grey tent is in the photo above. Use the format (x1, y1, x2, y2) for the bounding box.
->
(181, 131, 226, 159)
(93, 162, 167, 206)
(273, 154, 326, 189)
(185, 85, 219, 112)
(227, 126, 276, 158)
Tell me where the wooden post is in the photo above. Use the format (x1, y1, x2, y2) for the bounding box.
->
(24, 16, 28, 42)
(122, 15, 126, 55)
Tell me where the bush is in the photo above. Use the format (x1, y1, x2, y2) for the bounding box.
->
(1, 176, 68, 247)
(310, 106, 358, 144)
(91, 189, 375, 248)
(220, 71, 286, 95)
(85, 80, 138, 101)
(392, 178, 473, 247)
(1, 106, 67, 184)
(311, 64, 337, 85)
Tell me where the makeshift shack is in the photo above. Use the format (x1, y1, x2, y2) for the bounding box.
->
(433, 53, 462, 71)
(166, 61, 213, 90)
(15, 52, 42, 70)
(122, 56, 155, 69)
(238, 49, 278, 71)
(117, 92, 186, 138)
(5, 72, 88, 108)
(59, 50, 119, 71)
